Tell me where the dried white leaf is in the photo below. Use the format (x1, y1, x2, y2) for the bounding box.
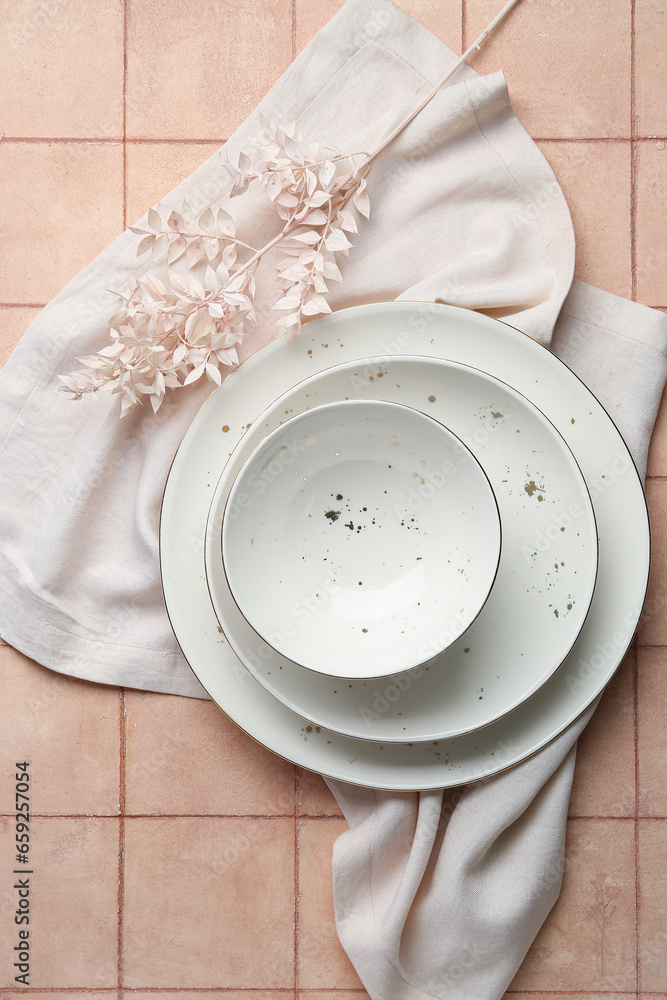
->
(222, 244, 237, 269)
(199, 207, 215, 233)
(137, 234, 155, 256)
(206, 362, 222, 386)
(322, 260, 343, 281)
(216, 208, 235, 237)
(338, 208, 358, 233)
(291, 230, 321, 245)
(273, 295, 302, 311)
(167, 237, 187, 265)
(320, 160, 336, 189)
(183, 363, 206, 386)
(168, 211, 184, 232)
(352, 188, 371, 218)
(187, 239, 206, 268)
(325, 229, 352, 252)
(302, 209, 328, 226)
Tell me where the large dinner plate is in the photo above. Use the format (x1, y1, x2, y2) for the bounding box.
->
(160, 302, 649, 790)
(204, 356, 599, 742)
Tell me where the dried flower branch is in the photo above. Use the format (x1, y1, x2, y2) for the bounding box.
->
(60, 0, 523, 416)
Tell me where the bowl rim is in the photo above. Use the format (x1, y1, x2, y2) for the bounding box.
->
(219, 395, 503, 678)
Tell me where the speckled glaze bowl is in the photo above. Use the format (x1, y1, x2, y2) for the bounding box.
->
(220, 398, 501, 679)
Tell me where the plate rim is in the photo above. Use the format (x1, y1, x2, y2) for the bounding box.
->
(159, 300, 650, 790)
(204, 353, 600, 741)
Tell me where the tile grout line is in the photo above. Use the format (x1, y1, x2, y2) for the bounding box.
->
(633, 644, 640, 996)
(0, 137, 229, 144)
(17, 302, 667, 316)
(294, 767, 300, 997)
(630, 0, 638, 303)
(3, 811, 663, 820)
(118, 689, 127, 999)
(461, 0, 467, 53)
(3, 135, 667, 145)
(0, 812, 336, 819)
(635, 644, 642, 995)
(122, 0, 128, 233)
(291, 0, 296, 61)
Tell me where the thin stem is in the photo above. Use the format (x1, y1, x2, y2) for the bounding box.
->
(366, 0, 524, 162)
(233, 0, 522, 285)
(159, 230, 259, 254)
(232, 226, 290, 276)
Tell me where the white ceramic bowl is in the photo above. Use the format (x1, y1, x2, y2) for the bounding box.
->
(221, 398, 501, 679)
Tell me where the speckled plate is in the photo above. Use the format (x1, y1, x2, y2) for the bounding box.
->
(221, 397, 503, 680)
(205, 356, 598, 742)
(160, 302, 649, 790)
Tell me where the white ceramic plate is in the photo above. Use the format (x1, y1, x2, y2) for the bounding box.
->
(160, 302, 649, 790)
(205, 356, 599, 741)
(221, 397, 502, 679)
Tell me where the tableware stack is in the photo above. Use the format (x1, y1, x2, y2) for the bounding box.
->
(160, 302, 650, 790)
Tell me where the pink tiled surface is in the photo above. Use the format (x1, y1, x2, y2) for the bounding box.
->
(1, 1, 666, 997)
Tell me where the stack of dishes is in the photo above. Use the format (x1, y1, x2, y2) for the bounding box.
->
(160, 302, 650, 790)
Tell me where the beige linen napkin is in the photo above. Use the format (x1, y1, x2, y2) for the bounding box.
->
(0, 2, 665, 996)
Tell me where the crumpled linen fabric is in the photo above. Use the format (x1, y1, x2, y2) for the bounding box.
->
(0, 2, 665, 998)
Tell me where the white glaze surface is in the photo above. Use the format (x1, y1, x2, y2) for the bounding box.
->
(206, 357, 598, 741)
(221, 398, 501, 679)
(160, 302, 649, 789)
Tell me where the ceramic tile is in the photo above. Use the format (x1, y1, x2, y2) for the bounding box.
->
(295, 0, 462, 54)
(636, 140, 667, 305)
(0, 646, 120, 815)
(125, 142, 218, 225)
(3, 995, 118, 1000)
(126, 0, 292, 140)
(1, 0, 123, 139)
(299, 993, 370, 1000)
(125, 689, 295, 816)
(638, 819, 667, 991)
(509, 819, 636, 992)
(647, 381, 667, 476)
(123, 816, 294, 987)
(569, 651, 635, 818)
(638, 646, 667, 816)
(298, 768, 343, 817)
(0, 307, 42, 367)
(0, 816, 118, 987)
(298, 818, 363, 989)
(635, 0, 667, 137)
(131, 994, 292, 1000)
(466, 0, 631, 138)
(536, 140, 632, 298)
(638, 478, 667, 645)
(503, 995, 636, 999)
(0, 142, 123, 304)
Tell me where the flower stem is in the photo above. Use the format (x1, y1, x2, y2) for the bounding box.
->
(366, 0, 524, 163)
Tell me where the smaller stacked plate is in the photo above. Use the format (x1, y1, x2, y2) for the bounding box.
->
(160, 301, 650, 790)
(204, 354, 599, 743)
